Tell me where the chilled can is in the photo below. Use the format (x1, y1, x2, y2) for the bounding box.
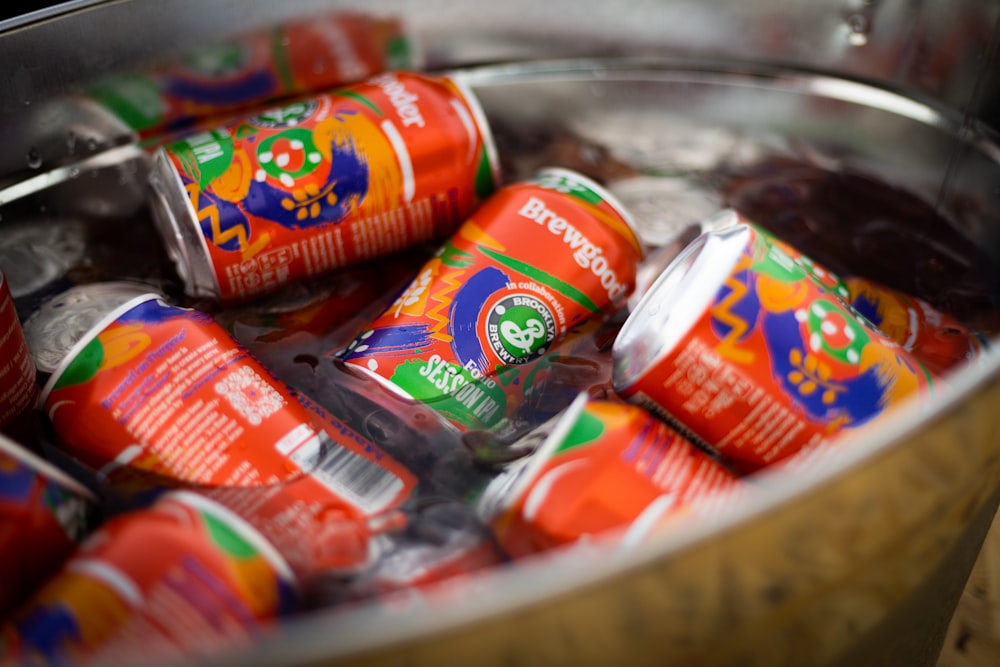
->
(0, 432, 97, 618)
(1, 490, 296, 666)
(477, 393, 742, 558)
(338, 167, 644, 433)
(87, 11, 414, 143)
(149, 70, 500, 302)
(26, 283, 416, 574)
(0, 270, 38, 438)
(612, 222, 935, 474)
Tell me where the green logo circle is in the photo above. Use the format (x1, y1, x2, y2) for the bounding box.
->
(487, 294, 557, 365)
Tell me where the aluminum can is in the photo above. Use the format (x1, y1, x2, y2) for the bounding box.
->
(477, 393, 742, 558)
(87, 11, 414, 143)
(0, 490, 296, 666)
(29, 284, 416, 574)
(0, 270, 38, 436)
(338, 167, 643, 433)
(612, 222, 935, 474)
(0, 433, 97, 618)
(149, 70, 500, 302)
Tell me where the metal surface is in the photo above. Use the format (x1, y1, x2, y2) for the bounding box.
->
(0, 2, 999, 666)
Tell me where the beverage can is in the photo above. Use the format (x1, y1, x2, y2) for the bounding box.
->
(338, 167, 643, 433)
(29, 284, 416, 574)
(0, 432, 97, 618)
(149, 70, 500, 301)
(477, 393, 742, 558)
(0, 270, 39, 436)
(87, 11, 415, 143)
(612, 221, 936, 474)
(1, 490, 296, 666)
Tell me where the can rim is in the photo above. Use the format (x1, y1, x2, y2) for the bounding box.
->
(0, 431, 98, 501)
(149, 147, 221, 298)
(160, 490, 298, 587)
(444, 71, 503, 192)
(38, 292, 161, 406)
(611, 222, 749, 393)
(532, 166, 646, 260)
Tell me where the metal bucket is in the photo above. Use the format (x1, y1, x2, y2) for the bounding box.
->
(1, 2, 998, 666)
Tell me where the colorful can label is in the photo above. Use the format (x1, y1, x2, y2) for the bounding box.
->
(478, 393, 741, 558)
(338, 168, 643, 433)
(612, 222, 935, 474)
(0, 433, 96, 618)
(1, 491, 296, 666)
(37, 292, 416, 573)
(150, 70, 500, 301)
(88, 11, 413, 143)
(0, 271, 38, 435)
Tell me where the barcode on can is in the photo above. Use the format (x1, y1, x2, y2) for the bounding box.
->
(287, 432, 404, 516)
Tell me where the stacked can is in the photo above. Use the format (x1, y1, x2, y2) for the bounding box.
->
(87, 11, 414, 143)
(0, 271, 38, 438)
(1, 491, 296, 666)
(477, 393, 743, 558)
(24, 283, 416, 575)
(0, 433, 97, 618)
(149, 70, 499, 301)
(612, 220, 935, 474)
(338, 167, 644, 433)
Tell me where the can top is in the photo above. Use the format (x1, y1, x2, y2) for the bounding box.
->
(531, 166, 645, 261)
(476, 391, 590, 520)
(0, 217, 87, 300)
(159, 490, 297, 588)
(0, 431, 98, 501)
(24, 282, 161, 375)
(612, 222, 750, 393)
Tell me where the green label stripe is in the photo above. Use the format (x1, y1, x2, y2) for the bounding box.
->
(269, 26, 296, 91)
(478, 246, 600, 313)
(554, 408, 605, 455)
(475, 150, 496, 200)
(335, 90, 384, 116)
(203, 510, 258, 559)
(53, 336, 105, 391)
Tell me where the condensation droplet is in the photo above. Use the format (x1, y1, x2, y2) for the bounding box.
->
(26, 148, 42, 169)
(846, 13, 870, 46)
(66, 132, 78, 155)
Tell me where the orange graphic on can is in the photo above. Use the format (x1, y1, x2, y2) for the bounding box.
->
(478, 393, 742, 558)
(613, 222, 935, 474)
(39, 293, 415, 573)
(150, 70, 500, 301)
(339, 168, 644, 432)
(0, 433, 96, 617)
(1, 491, 296, 666)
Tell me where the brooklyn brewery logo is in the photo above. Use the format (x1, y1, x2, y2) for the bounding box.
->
(486, 293, 558, 365)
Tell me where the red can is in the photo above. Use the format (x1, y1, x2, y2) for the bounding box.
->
(0, 433, 97, 618)
(149, 70, 500, 301)
(339, 167, 644, 433)
(31, 285, 416, 574)
(0, 271, 38, 436)
(612, 222, 935, 474)
(1, 490, 296, 666)
(477, 393, 742, 558)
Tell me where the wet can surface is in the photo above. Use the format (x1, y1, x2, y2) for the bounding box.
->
(0, 271, 39, 436)
(0, 433, 97, 618)
(477, 393, 742, 558)
(338, 167, 643, 433)
(0, 490, 296, 666)
(86, 11, 413, 143)
(149, 70, 500, 301)
(30, 285, 416, 574)
(612, 222, 935, 474)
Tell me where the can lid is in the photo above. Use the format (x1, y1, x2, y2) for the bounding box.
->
(532, 166, 645, 260)
(0, 217, 87, 299)
(24, 282, 160, 375)
(161, 490, 297, 587)
(476, 391, 590, 520)
(0, 431, 98, 501)
(612, 222, 750, 393)
(148, 147, 221, 299)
